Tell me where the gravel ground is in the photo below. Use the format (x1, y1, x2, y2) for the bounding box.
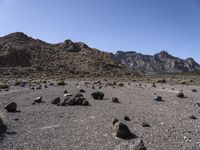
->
(0, 81, 200, 150)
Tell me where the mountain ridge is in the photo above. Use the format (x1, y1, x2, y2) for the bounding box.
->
(0, 32, 137, 78)
(113, 50, 200, 74)
(0, 32, 199, 77)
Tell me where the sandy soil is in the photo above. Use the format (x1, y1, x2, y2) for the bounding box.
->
(0, 81, 200, 150)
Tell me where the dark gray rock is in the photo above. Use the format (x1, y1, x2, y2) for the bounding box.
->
(64, 90, 68, 93)
(5, 102, 17, 112)
(135, 139, 147, 150)
(189, 115, 197, 120)
(154, 96, 163, 101)
(124, 116, 131, 121)
(91, 92, 104, 100)
(142, 122, 150, 127)
(177, 92, 185, 98)
(79, 89, 86, 93)
(113, 122, 131, 139)
(112, 97, 120, 103)
(51, 97, 60, 105)
(192, 89, 197, 92)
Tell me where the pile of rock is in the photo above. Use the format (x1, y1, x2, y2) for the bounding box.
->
(61, 93, 89, 106)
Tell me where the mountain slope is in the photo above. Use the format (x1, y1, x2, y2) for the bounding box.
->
(0, 32, 136, 78)
(113, 50, 200, 74)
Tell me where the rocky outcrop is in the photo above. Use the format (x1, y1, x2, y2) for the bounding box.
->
(0, 32, 136, 78)
(114, 50, 200, 74)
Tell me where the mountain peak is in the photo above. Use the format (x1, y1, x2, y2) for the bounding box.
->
(5, 32, 29, 39)
(159, 50, 169, 55)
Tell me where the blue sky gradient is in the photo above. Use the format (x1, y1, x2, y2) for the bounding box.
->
(0, 0, 200, 62)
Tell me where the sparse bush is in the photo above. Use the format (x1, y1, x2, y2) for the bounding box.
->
(57, 80, 65, 86)
(156, 78, 166, 83)
(15, 80, 22, 86)
(0, 83, 9, 89)
(180, 80, 187, 84)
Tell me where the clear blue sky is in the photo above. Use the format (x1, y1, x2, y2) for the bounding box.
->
(0, 0, 200, 63)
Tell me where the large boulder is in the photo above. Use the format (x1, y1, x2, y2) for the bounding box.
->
(5, 102, 17, 112)
(91, 92, 104, 100)
(113, 122, 132, 139)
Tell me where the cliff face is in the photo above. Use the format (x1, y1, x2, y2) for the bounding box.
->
(114, 50, 200, 74)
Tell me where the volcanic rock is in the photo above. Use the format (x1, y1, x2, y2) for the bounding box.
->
(91, 92, 104, 100)
(113, 122, 132, 139)
(51, 97, 61, 105)
(5, 102, 17, 112)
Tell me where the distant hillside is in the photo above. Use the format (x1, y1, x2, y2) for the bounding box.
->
(113, 50, 200, 74)
(0, 32, 136, 78)
(0, 32, 199, 78)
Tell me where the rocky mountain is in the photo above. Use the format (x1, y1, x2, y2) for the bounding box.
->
(113, 50, 200, 74)
(0, 32, 199, 77)
(0, 32, 136, 78)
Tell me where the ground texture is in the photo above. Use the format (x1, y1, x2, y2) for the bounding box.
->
(0, 81, 200, 150)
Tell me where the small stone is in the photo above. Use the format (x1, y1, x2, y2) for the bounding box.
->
(14, 118, 19, 121)
(79, 89, 86, 93)
(36, 85, 42, 89)
(112, 97, 120, 103)
(91, 92, 104, 100)
(118, 83, 124, 87)
(5, 102, 17, 112)
(34, 96, 42, 103)
(154, 96, 162, 101)
(177, 92, 185, 98)
(64, 90, 68, 93)
(152, 83, 156, 87)
(124, 116, 131, 121)
(51, 97, 60, 105)
(135, 139, 147, 150)
(49, 83, 54, 86)
(142, 122, 150, 127)
(192, 89, 197, 92)
(113, 122, 131, 139)
(189, 115, 197, 120)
